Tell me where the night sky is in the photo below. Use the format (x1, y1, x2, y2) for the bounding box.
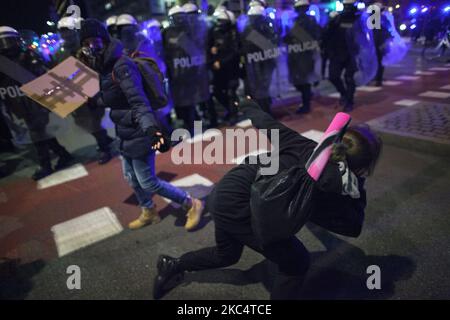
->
(0, 0, 53, 34)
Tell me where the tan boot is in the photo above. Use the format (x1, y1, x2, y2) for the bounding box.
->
(129, 207, 161, 230)
(184, 198, 204, 231)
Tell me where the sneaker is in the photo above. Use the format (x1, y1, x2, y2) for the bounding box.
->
(184, 198, 204, 231)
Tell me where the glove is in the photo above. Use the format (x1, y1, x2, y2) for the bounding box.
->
(149, 127, 171, 153)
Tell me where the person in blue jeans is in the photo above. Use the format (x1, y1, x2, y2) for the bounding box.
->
(79, 19, 204, 230)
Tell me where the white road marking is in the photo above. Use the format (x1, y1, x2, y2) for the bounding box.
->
(414, 71, 435, 76)
(161, 174, 214, 205)
(394, 99, 421, 107)
(235, 119, 252, 128)
(327, 92, 341, 98)
(356, 86, 382, 92)
(301, 130, 324, 143)
(231, 149, 269, 165)
(418, 91, 450, 99)
(395, 75, 421, 81)
(37, 164, 88, 190)
(187, 130, 222, 144)
(440, 85, 450, 90)
(383, 80, 402, 86)
(230, 129, 325, 165)
(51, 207, 123, 257)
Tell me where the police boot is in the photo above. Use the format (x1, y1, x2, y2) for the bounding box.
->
(153, 255, 184, 300)
(44, 137, 73, 171)
(54, 151, 74, 171)
(129, 207, 161, 230)
(97, 149, 112, 165)
(94, 131, 114, 165)
(32, 163, 53, 181)
(343, 104, 354, 112)
(296, 104, 311, 114)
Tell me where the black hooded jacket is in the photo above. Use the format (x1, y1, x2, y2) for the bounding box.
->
(98, 39, 158, 158)
(208, 100, 367, 238)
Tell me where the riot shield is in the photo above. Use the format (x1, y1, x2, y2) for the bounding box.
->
(141, 20, 167, 74)
(346, 12, 377, 86)
(282, 10, 322, 89)
(239, 14, 280, 100)
(382, 11, 408, 66)
(163, 13, 210, 107)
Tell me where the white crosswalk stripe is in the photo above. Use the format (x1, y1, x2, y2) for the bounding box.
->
(51, 207, 123, 257)
(37, 164, 88, 190)
(327, 92, 341, 98)
(230, 129, 325, 166)
(383, 80, 402, 86)
(419, 91, 450, 99)
(301, 130, 324, 143)
(235, 119, 252, 128)
(395, 75, 421, 81)
(440, 85, 450, 90)
(356, 86, 382, 92)
(414, 71, 435, 76)
(187, 130, 222, 144)
(231, 149, 269, 165)
(161, 174, 214, 206)
(394, 99, 421, 107)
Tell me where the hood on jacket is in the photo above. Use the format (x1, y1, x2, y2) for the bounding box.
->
(101, 38, 124, 73)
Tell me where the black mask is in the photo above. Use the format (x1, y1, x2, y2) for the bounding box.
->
(81, 37, 106, 71)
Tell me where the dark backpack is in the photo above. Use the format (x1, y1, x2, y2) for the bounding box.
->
(113, 55, 168, 110)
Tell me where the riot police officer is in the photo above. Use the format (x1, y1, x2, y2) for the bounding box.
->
(162, 5, 210, 134)
(210, 8, 240, 124)
(240, 4, 278, 114)
(106, 15, 118, 39)
(322, 0, 359, 112)
(372, 3, 391, 87)
(0, 26, 72, 180)
(116, 14, 152, 57)
(285, 0, 322, 114)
